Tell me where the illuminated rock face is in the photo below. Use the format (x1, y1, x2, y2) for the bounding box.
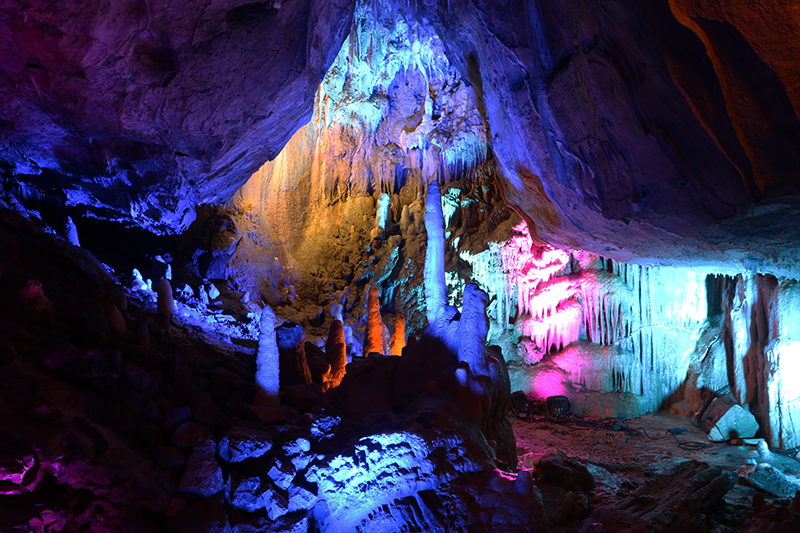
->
(417, 0, 800, 273)
(0, 0, 354, 233)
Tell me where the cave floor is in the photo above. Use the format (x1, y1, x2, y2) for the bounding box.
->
(512, 411, 800, 531)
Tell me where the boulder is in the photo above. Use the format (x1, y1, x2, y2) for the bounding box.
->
(178, 439, 225, 497)
(217, 428, 273, 463)
(231, 477, 265, 513)
(701, 396, 759, 441)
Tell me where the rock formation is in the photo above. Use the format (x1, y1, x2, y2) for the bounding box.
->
(390, 313, 405, 356)
(0, 0, 355, 233)
(364, 285, 384, 355)
(256, 305, 280, 407)
(424, 180, 448, 325)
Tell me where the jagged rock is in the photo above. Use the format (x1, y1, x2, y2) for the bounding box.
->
(283, 438, 313, 471)
(38, 347, 121, 392)
(178, 439, 225, 497)
(307, 356, 332, 388)
(72, 416, 109, 455)
(122, 363, 156, 391)
(281, 383, 331, 414)
(738, 463, 800, 498)
(0, 451, 41, 495)
(267, 457, 296, 491)
(125, 390, 162, 421)
(232, 477, 266, 513)
(418, 0, 800, 271)
(744, 491, 800, 532)
(288, 481, 318, 513)
(218, 428, 273, 463)
(0, 1, 355, 234)
(156, 446, 186, 469)
(163, 407, 192, 433)
(0, 505, 67, 533)
(701, 396, 759, 441)
(581, 460, 738, 532)
(231, 513, 308, 533)
(191, 392, 221, 427)
(333, 356, 399, 420)
(263, 484, 290, 521)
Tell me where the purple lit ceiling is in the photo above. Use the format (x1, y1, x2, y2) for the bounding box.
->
(2, 0, 799, 271)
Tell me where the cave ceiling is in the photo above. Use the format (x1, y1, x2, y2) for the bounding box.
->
(1, 0, 799, 273)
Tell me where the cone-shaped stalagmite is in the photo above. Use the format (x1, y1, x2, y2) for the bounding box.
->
(390, 313, 405, 356)
(156, 279, 174, 317)
(256, 305, 280, 407)
(364, 285, 384, 355)
(325, 319, 347, 389)
(424, 180, 447, 325)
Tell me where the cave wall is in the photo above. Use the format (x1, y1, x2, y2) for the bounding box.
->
(0, 0, 354, 233)
(208, 0, 495, 342)
(418, 0, 800, 274)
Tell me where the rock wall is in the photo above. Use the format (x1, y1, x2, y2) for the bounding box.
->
(0, 0, 354, 233)
(418, 0, 800, 274)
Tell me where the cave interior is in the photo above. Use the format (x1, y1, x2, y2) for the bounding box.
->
(2, 0, 800, 531)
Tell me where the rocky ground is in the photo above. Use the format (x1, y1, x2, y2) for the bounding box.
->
(513, 409, 800, 532)
(3, 204, 800, 532)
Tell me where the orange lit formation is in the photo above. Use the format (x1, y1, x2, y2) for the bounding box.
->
(325, 319, 347, 390)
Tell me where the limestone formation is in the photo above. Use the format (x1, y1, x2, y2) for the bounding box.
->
(107, 304, 127, 336)
(390, 313, 406, 356)
(256, 306, 280, 407)
(156, 279, 174, 317)
(364, 285, 384, 356)
(325, 320, 347, 389)
(424, 180, 447, 325)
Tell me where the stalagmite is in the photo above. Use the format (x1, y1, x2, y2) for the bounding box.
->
(326, 320, 347, 388)
(457, 284, 490, 375)
(65, 216, 80, 246)
(256, 306, 280, 407)
(364, 285, 384, 355)
(156, 279, 174, 317)
(400, 204, 411, 235)
(107, 303, 127, 336)
(376, 193, 391, 232)
(424, 180, 447, 325)
(390, 313, 406, 356)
